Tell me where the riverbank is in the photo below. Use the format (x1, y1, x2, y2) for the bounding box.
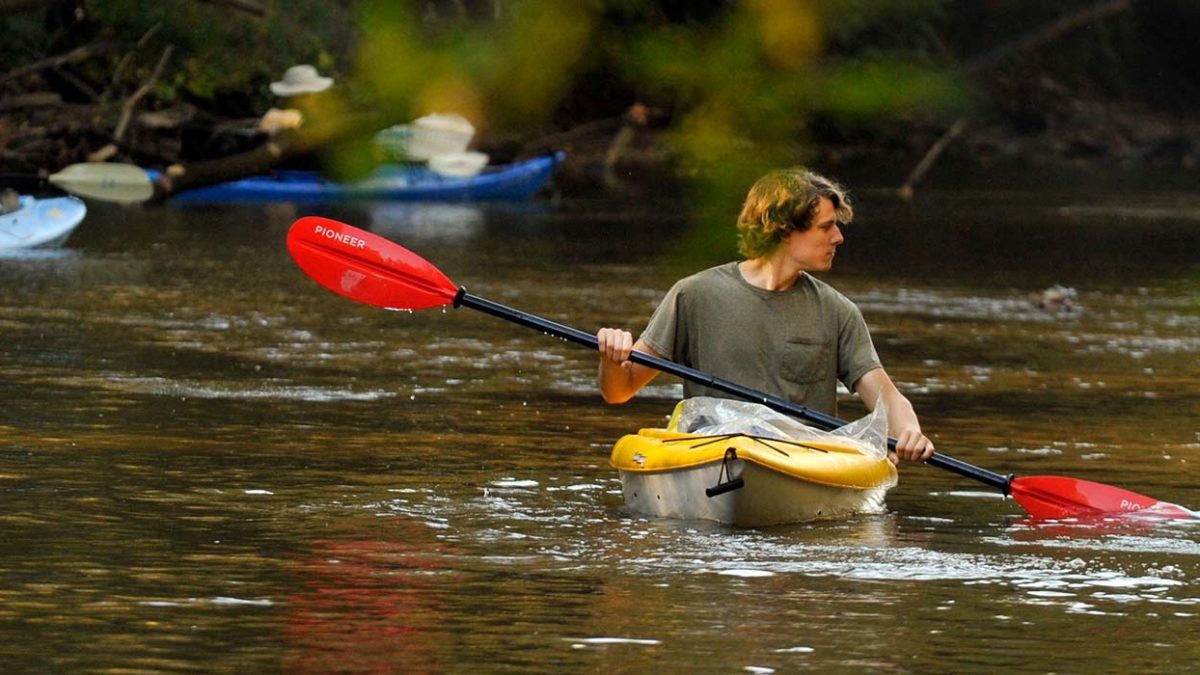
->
(532, 95, 1200, 201)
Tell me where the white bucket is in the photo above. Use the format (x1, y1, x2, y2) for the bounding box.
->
(427, 151, 489, 178)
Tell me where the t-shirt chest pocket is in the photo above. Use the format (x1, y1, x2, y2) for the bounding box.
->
(780, 336, 832, 384)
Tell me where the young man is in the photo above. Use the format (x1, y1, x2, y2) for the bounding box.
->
(596, 167, 934, 465)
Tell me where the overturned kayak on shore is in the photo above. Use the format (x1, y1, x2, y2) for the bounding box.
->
(0, 195, 87, 250)
(169, 152, 564, 203)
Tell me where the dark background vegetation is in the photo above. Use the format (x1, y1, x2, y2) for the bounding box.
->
(2, 0, 1198, 202)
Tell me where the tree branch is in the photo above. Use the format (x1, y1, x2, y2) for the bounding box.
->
(152, 109, 393, 200)
(901, 0, 1139, 197)
(191, 0, 266, 18)
(113, 45, 174, 142)
(111, 23, 163, 89)
(0, 92, 61, 112)
(0, 42, 122, 87)
(962, 0, 1136, 75)
(898, 117, 968, 200)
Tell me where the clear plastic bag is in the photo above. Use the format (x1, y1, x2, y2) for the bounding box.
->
(670, 396, 889, 460)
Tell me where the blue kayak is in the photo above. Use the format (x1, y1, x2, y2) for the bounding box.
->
(169, 152, 564, 203)
(0, 195, 87, 250)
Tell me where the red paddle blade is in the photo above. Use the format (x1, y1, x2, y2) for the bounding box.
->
(287, 216, 458, 310)
(1010, 475, 1196, 520)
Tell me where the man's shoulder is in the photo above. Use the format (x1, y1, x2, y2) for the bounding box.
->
(674, 262, 739, 292)
(799, 274, 859, 309)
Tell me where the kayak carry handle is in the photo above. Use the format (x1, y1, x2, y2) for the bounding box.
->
(706, 448, 745, 498)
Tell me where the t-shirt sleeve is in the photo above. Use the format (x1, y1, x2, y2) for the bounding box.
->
(837, 299, 882, 389)
(638, 282, 684, 360)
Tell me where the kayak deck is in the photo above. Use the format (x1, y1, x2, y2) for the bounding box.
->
(0, 195, 87, 250)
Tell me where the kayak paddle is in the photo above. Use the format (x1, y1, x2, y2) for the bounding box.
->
(1, 163, 154, 203)
(286, 216, 1195, 521)
(47, 163, 154, 203)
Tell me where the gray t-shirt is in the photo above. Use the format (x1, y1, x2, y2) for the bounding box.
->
(640, 262, 881, 416)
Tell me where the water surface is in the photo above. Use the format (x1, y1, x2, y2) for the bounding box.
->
(1, 177, 1198, 672)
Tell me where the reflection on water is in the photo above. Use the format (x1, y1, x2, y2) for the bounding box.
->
(368, 202, 487, 240)
(1, 184, 1199, 671)
(0, 248, 79, 262)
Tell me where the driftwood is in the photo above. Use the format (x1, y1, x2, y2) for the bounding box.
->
(110, 23, 163, 89)
(151, 110, 392, 200)
(900, 0, 1137, 197)
(0, 92, 62, 112)
(1, 101, 112, 170)
(87, 45, 175, 162)
(0, 42, 121, 87)
(113, 45, 173, 142)
(897, 117, 967, 201)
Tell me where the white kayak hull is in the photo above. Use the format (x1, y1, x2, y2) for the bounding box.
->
(618, 460, 890, 527)
(611, 429, 897, 527)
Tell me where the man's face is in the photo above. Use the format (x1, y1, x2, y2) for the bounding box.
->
(784, 197, 844, 272)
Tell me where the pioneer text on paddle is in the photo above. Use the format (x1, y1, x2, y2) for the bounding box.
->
(314, 224, 366, 249)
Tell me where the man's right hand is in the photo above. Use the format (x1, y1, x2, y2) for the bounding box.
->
(597, 327, 635, 369)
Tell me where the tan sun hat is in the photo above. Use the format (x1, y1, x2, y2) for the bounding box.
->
(269, 65, 333, 96)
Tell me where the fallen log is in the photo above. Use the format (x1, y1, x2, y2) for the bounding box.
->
(150, 109, 393, 201)
(0, 92, 62, 113)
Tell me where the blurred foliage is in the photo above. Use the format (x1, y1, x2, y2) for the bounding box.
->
(0, 0, 963, 253)
(354, 3, 596, 127)
(620, 0, 963, 253)
(15, 0, 1195, 258)
(346, 0, 964, 257)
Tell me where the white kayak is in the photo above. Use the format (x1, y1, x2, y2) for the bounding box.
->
(609, 398, 898, 527)
(0, 195, 87, 250)
(611, 428, 897, 527)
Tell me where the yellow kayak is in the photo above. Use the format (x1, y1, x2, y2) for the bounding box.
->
(610, 427, 898, 526)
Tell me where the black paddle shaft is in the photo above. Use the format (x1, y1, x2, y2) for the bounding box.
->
(456, 289, 1013, 494)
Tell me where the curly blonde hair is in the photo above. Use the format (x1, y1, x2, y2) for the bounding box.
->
(735, 168, 853, 259)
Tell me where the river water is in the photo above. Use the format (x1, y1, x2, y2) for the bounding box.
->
(1, 169, 1198, 672)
